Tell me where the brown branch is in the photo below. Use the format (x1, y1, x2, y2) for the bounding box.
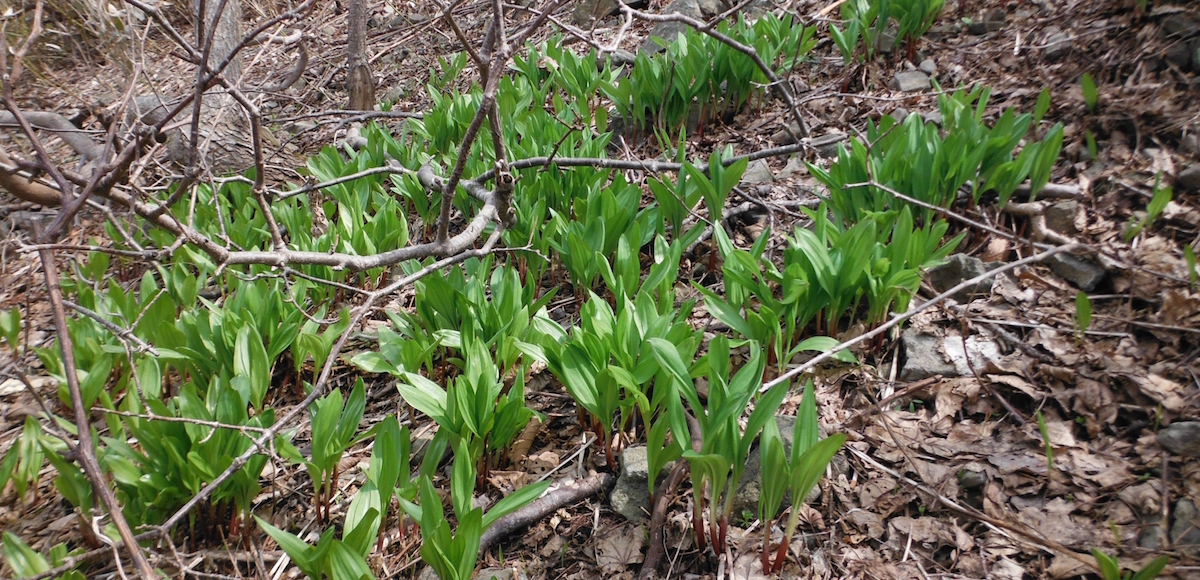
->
(36, 249, 158, 580)
(478, 471, 616, 554)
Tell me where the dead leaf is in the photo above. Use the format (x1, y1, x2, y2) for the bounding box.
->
(595, 524, 644, 573)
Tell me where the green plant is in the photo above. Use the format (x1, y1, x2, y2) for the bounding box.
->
(1125, 176, 1172, 241)
(658, 335, 788, 554)
(0, 418, 44, 502)
(1184, 245, 1198, 287)
(758, 381, 846, 573)
(286, 381, 367, 521)
(1036, 410, 1053, 472)
(1091, 549, 1168, 580)
(1086, 130, 1098, 161)
(831, 0, 944, 63)
(604, 13, 814, 135)
(257, 417, 410, 580)
(394, 337, 536, 468)
(809, 85, 1064, 216)
(1075, 291, 1092, 336)
(398, 440, 550, 580)
(1081, 73, 1099, 113)
(2, 533, 85, 580)
(0, 307, 21, 350)
(541, 247, 703, 468)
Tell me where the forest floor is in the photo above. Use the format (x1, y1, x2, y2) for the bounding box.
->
(2, 0, 1200, 579)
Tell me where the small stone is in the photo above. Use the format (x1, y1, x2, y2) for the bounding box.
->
(571, 0, 620, 25)
(925, 254, 994, 301)
(1044, 200, 1079, 236)
(1162, 15, 1200, 41)
(776, 156, 806, 180)
(974, 8, 1006, 35)
(1177, 164, 1200, 192)
(921, 110, 943, 125)
(1047, 253, 1106, 291)
(890, 71, 931, 93)
(284, 121, 316, 135)
(741, 159, 774, 185)
(384, 85, 407, 104)
(1171, 499, 1200, 557)
(812, 133, 847, 158)
(770, 122, 804, 145)
(476, 567, 527, 580)
(696, 0, 722, 17)
(1138, 514, 1167, 550)
(610, 446, 673, 522)
(1043, 31, 1072, 61)
(900, 329, 958, 380)
(890, 107, 910, 123)
(958, 470, 987, 490)
(1158, 421, 1200, 457)
(639, 0, 704, 54)
(918, 58, 937, 75)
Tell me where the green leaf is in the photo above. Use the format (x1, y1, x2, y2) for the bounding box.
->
(1091, 549, 1121, 580)
(793, 336, 858, 364)
(328, 539, 376, 580)
(0, 307, 21, 351)
(1131, 555, 1170, 580)
(1033, 88, 1051, 125)
(482, 480, 551, 529)
(1081, 73, 1098, 113)
(255, 517, 316, 576)
(1075, 292, 1092, 334)
(397, 372, 449, 425)
(3, 532, 50, 578)
(789, 434, 845, 510)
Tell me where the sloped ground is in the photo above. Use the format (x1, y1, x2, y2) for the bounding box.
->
(2, 0, 1200, 579)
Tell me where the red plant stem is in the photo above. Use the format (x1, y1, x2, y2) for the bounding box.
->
(693, 489, 707, 554)
(771, 536, 791, 573)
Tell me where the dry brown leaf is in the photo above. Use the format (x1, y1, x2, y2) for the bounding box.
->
(595, 524, 644, 573)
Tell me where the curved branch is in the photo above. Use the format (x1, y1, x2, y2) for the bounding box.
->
(478, 472, 616, 555)
(0, 111, 104, 161)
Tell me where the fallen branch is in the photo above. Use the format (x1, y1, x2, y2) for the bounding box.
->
(478, 471, 616, 555)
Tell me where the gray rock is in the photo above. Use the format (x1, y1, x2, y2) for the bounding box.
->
(890, 107, 910, 123)
(925, 254, 994, 301)
(697, 0, 722, 17)
(610, 446, 673, 522)
(600, 49, 638, 68)
(770, 122, 804, 145)
(284, 121, 316, 135)
(900, 329, 958, 380)
(1158, 421, 1200, 457)
(812, 133, 847, 158)
(1043, 31, 1072, 61)
(572, 0, 620, 25)
(1171, 499, 1200, 556)
(958, 469, 987, 490)
(383, 85, 407, 104)
(890, 71, 931, 93)
(776, 156, 806, 180)
(1162, 14, 1200, 42)
(900, 328, 1002, 381)
(639, 0, 704, 54)
(1047, 253, 1105, 291)
(741, 159, 774, 185)
(1166, 41, 1194, 70)
(1139, 514, 1167, 550)
(921, 110, 944, 125)
(476, 567, 528, 580)
(1044, 200, 1079, 236)
(918, 58, 937, 75)
(1177, 164, 1200, 192)
(967, 8, 1005, 35)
